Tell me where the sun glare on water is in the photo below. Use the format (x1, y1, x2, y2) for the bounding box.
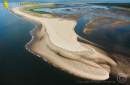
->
(3, 0, 9, 9)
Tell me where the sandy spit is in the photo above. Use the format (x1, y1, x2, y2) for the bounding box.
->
(11, 6, 118, 80)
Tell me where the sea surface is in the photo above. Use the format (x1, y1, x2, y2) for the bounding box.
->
(0, 3, 130, 85)
(0, 3, 81, 85)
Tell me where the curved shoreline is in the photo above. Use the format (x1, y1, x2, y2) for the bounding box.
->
(11, 6, 119, 80)
(25, 24, 111, 80)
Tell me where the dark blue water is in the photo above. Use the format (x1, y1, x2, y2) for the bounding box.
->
(76, 9, 130, 57)
(0, 3, 85, 85)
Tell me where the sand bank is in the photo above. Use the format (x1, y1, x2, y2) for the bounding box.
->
(11, 6, 117, 80)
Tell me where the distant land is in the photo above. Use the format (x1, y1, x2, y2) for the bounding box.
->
(0, 0, 130, 3)
(92, 3, 130, 8)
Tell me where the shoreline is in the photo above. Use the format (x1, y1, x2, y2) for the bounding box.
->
(11, 6, 118, 80)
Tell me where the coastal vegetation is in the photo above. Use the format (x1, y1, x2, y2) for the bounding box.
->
(19, 3, 57, 17)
